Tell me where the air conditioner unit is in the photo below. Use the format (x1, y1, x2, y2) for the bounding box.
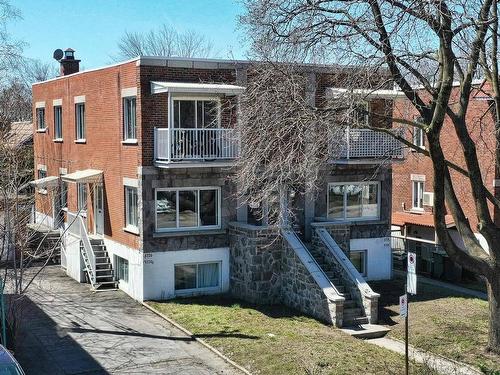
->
(423, 192, 434, 207)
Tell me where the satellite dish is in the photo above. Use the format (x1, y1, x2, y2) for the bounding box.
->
(53, 49, 64, 61)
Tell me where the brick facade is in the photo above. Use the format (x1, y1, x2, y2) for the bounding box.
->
(392, 83, 500, 230)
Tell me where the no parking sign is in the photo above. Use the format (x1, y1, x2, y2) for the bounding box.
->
(407, 252, 417, 295)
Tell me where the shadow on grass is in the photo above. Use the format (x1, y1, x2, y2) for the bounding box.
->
(371, 277, 484, 326)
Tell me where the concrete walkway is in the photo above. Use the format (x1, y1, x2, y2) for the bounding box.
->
(15, 266, 244, 375)
(366, 337, 482, 375)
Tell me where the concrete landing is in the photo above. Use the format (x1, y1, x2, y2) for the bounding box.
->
(341, 324, 391, 339)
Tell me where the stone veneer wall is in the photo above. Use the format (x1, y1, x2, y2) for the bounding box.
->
(280, 237, 341, 325)
(229, 222, 342, 325)
(228, 223, 282, 304)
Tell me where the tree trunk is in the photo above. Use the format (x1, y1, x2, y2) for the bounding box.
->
(487, 275, 500, 353)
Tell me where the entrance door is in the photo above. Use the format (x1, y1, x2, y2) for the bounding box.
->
(94, 184, 104, 235)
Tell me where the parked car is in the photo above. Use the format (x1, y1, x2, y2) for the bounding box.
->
(0, 345, 25, 375)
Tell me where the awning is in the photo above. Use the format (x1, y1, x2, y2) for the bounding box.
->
(61, 169, 103, 184)
(392, 211, 455, 228)
(325, 87, 405, 100)
(29, 176, 59, 188)
(151, 81, 246, 95)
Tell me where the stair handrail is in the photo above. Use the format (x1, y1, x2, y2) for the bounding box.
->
(78, 215, 96, 286)
(282, 229, 345, 301)
(316, 228, 379, 299)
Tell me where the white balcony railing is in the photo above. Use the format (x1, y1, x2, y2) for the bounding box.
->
(336, 128, 404, 160)
(154, 128, 240, 163)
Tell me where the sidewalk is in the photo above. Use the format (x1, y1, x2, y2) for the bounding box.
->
(366, 337, 483, 375)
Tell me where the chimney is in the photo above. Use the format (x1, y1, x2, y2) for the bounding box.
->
(59, 48, 80, 76)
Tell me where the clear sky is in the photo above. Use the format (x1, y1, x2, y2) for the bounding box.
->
(10, 0, 248, 70)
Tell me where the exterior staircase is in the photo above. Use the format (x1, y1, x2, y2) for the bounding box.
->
(308, 245, 369, 326)
(85, 237, 118, 291)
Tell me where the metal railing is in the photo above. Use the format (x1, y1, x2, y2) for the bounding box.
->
(66, 211, 96, 286)
(337, 128, 404, 160)
(155, 127, 240, 162)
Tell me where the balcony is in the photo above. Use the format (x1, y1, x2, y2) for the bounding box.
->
(333, 128, 404, 163)
(154, 127, 240, 167)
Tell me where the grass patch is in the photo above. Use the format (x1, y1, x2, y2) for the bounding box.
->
(148, 296, 436, 375)
(372, 277, 499, 372)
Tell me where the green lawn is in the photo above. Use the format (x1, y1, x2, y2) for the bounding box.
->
(148, 297, 436, 375)
(371, 278, 499, 373)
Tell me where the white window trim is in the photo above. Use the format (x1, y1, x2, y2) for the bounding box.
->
(412, 180, 425, 211)
(155, 186, 221, 232)
(174, 261, 222, 295)
(123, 96, 137, 141)
(52, 98, 62, 106)
(54, 105, 63, 140)
(35, 101, 46, 109)
(327, 181, 381, 221)
(125, 186, 139, 232)
(121, 87, 137, 98)
(114, 255, 129, 284)
(74, 95, 86, 104)
(412, 126, 426, 150)
(168, 94, 222, 130)
(123, 177, 139, 188)
(75, 102, 85, 141)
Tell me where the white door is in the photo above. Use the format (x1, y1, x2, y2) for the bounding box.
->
(95, 185, 104, 235)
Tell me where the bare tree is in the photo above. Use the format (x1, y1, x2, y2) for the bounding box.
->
(241, 0, 500, 352)
(114, 24, 214, 60)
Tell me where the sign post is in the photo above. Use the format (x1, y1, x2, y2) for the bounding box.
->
(404, 251, 417, 375)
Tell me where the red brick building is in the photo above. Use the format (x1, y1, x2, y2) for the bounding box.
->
(391, 82, 499, 279)
(31, 49, 403, 327)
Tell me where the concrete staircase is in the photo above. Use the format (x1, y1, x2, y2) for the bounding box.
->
(308, 246, 369, 326)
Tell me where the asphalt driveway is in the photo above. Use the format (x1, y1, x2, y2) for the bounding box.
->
(14, 265, 243, 374)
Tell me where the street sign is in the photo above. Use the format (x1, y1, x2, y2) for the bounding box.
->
(407, 252, 417, 295)
(407, 252, 416, 273)
(399, 294, 408, 318)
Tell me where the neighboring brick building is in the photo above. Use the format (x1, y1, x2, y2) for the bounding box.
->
(391, 82, 499, 279)
(31, 49, 402, 328)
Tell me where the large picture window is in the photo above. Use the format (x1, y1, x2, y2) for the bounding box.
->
(327, 182, 380, 220)
(174, 262, 220, 292)
(123, 97, 136, 140)
(172, 98, 219, 128)
(155, 187, 220, 231)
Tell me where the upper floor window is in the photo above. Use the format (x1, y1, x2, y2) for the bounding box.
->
(155, 187, 220, 231)
(75, 103, 85, 140)
(172, 98, 219, 129)
(412, 180, 424, 210)
(125, 186, 138, 230)
(413, 118, 425, 148)
(54, 106, 63, 139)
(328, 182, 380, 220)
(123, 97, 136, 140)
(351, 101, 369, 127)
(36, 108, 46, 130)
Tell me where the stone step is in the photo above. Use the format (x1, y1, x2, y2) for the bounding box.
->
(341, 324, 391, 339)
(344, 307, 363, 317)
(343, 316, 369, 326)
(344, 300, 358, 309)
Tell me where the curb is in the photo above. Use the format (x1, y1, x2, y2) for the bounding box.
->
(142, 302, 252, 375)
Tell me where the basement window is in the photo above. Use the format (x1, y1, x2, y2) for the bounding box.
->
(174, 262, 220, 293)
(115, 256, 129, 283)
(350, 250, 367, 276)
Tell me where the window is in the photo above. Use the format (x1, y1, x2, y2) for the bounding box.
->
(174, 262, 220, 292)
(125, 186, 138, 229)
(54, 106, 63, 139)
(350, 250, 367, 276)
(75, 103, 85, 140)
(172, 98, 219, 128)
(123, 97, 136, 140)
(38, 169, 46, 179)
(60, 180, 68, 209)
(351, 101, 369, 126)
(413, 125, 425, 148)
(77, 183, 87, 212)
(327, 182, 380, 220)
(115, 256, 129, 283)
(412, 181, 424, 210)
(36, 108, 46, 130)
(155, 187, 220, 231)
